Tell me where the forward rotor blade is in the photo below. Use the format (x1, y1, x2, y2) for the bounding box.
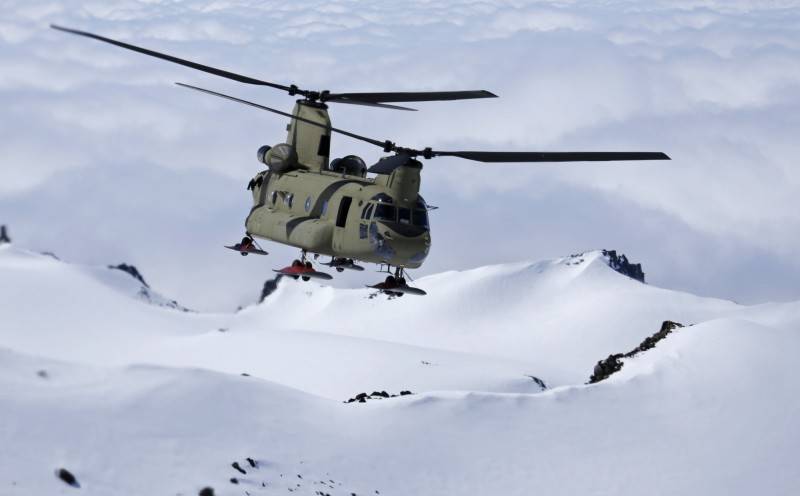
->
(368, 154, 412, 174)
(50, 24, 295, 93)
(328, 90, 498, 103)
(174, 83, 388, 149)
(431, 151, 671, 162)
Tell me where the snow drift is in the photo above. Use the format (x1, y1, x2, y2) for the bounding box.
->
(0, 243, 798, 495)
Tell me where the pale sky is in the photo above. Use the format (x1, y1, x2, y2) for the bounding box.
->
(2, 0, 799, 310)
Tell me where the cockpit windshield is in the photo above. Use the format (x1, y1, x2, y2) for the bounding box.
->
(374, 203, 397, 222)
(412, 209, 429, 228)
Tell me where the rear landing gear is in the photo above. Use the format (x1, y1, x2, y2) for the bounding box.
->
(273, 251, 333, 281)
(368, 266, 426, 296)
(239, 236, 254, 256)
(224, 234, 268, 256)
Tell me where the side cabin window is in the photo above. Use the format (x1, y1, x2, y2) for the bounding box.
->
(361, 203, 374, 220)
(374, 204, 396, 222)
(284, 193, 294, 209)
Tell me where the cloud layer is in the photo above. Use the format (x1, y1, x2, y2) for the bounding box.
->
(2, 0, 799, 309)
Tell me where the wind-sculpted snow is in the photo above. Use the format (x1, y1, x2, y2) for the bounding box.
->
(1, 245, 799, 494)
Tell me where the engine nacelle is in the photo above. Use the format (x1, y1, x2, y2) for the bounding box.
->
(329, 155, 367, 177)
(258, 143, 298, 173)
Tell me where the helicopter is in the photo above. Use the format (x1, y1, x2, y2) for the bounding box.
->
(51, 24, 670, 296)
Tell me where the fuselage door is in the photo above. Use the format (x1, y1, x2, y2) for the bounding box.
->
(332, 196, 353, 251)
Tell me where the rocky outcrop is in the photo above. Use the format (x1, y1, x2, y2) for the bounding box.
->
(0, 225, 10, 244)
(109, 263, 150, 288)
(589, 320, 684, 383)
(110, 262, 190, 312)
(260, 274, 283, 302)
(602, 249, 645, 283)
(345, 390, 413, 403)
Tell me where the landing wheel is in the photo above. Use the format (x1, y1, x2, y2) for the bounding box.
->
(336, 267, 344, 273)
(385, 275, 396, 287)
(291, 259, 302, 268)
(305, 261, 313, 269)
(398, 277, 406, 286)
(302, 276, 310, 282)
(240, 252, 248, 257)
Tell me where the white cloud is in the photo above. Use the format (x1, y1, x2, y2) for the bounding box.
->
(1, 0, 799, 309)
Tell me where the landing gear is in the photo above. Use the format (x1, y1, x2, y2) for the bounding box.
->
(239, 236, 254, 256)
(367, 266, 426, 296)
(322, 257, 365, 272)
(225, 234, 268, 256)
(273, 251, 333, 281)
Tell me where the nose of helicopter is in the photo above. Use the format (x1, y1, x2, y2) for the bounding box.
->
(370, 221, 431, 268)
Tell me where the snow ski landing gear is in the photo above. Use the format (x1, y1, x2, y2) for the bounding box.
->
(368, 266, 426, 296)
(322, 257, 366, 273)
(225, 235, 269, 256)
(274, 251, 333, 281)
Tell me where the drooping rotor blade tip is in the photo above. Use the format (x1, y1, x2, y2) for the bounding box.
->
(50, 24, 295, 91)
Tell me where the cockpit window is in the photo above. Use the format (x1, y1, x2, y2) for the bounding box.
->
(412, 209, 429, 228)
(374, 204, 396, 222)
(398, 207, 411, 225)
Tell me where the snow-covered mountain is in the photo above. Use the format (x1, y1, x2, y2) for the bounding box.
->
(1, 242, 798, 495)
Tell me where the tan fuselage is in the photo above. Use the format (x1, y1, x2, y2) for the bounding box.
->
(244, 101, 431, 268)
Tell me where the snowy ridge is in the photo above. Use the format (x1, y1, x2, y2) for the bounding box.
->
(1, 244, 799, 495)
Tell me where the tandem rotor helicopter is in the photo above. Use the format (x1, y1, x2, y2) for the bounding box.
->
(52, 24, 670, 296)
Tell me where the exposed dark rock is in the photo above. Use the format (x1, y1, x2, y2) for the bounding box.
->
(246, 457, 257, 468)
(590, 353, 625, 384)
(198, 487, 215, 496)
(525, 375, 547, 390)
(589, 320, 684, 383)
(229, 477, 239, 484)
(108, 263, 150, 288)
(602, 249, 645, 283)
(0, 225, 10, 244)
(232, 462, 246, 475)
(56, 468, 79, 487)
(346, 390, 414, 403)
(40, 251, 60, 260)
(36, 369, 49, 379)
(260, 274, 284, 302)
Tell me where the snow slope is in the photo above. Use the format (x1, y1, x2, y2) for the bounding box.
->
(1, 243, 798, 495)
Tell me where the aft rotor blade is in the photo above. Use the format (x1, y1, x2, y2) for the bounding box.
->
(328, 90, 498, 103)
(431, 151, 671, 162)
(174, 83, 389, 149)
(50, 24, 295, 93)
(332, 99, 417, 112)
